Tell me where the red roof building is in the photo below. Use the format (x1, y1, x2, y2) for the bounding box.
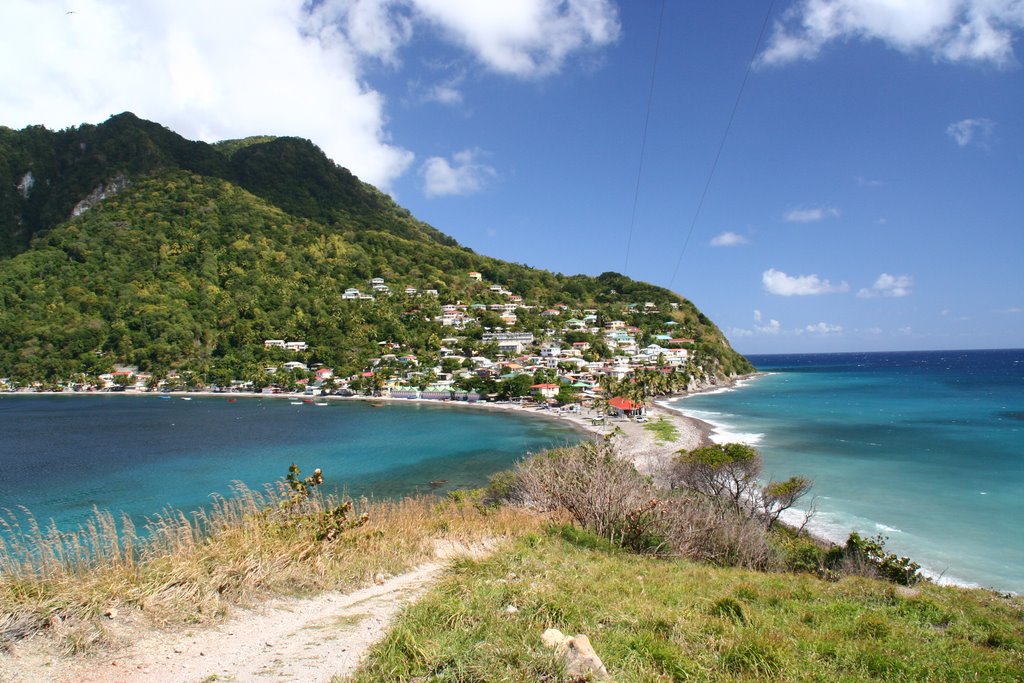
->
(608, 396, 644, 416)
(608, 396, 638, 411)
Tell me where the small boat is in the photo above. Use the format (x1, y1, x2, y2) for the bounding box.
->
(370, 403, 385, 408)
(180, 397, 192, 401)
(290, 401, 303, 405)
(227, 398, 237, 403)
(303, 399, 313, 404)
(157, 395, 171, 400)
(428, 479, 449, 489)
(313, 401, 329, 407)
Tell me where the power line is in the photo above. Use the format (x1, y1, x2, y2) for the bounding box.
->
(668, 0, 777, 289)
(623, 0, 667, 275)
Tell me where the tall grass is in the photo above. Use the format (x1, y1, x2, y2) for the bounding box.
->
(0, 479, 543, 647)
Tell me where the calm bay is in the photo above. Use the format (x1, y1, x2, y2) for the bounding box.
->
(0, 395, 582, 533)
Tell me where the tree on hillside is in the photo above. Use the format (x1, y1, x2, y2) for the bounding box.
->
(670, 443, 812, 529)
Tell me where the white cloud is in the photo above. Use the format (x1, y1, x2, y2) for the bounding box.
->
(784, 207, 840, 223)
(710, 231, 749, 247)
(759, 0, 1024, 68)
(946, 117, 996, 147)
(427, 83, 464, 105)
(994, 306, 1023, 314)
(855, 176, 883, 187)
(763, 268, 850, 296)
(410, 0, 620, 77)
(857, 273, 913, 298)
(731, 310, 782, 337)
(421, 148, 496, 197)
(803, 322, 843, 335)
(0, 0, 618, 189)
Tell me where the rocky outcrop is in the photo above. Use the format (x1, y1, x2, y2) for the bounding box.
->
(71, 174, 129, 217)
(16, 171, 34, 199)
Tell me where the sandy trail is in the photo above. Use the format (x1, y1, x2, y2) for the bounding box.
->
(3, 542, 492, 683)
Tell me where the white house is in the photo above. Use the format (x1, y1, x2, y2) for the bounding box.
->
(540, 343, 562, 358)
(530, 383, 560, 400)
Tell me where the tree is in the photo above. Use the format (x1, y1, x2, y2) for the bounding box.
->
(671, 443, 812, 529)
(556, 384, 580, 405)
(500, 373, 534, 399)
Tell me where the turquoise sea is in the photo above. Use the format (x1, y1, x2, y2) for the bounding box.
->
(0, 396, 581, 534)
(666, 349, 1024, 593)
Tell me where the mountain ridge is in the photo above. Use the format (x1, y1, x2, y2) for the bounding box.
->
(0, 113, 752, 386)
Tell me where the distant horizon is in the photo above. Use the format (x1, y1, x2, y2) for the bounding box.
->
(741, 346, 1024, 357)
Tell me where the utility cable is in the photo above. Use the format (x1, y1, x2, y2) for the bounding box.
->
(623, 0, 667, 275)
(668, 0, 777, 288)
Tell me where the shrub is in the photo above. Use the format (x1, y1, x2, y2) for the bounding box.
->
(516, 443, 778, 568)
(842, 533, 923, 586)
(658, 493, 777, 570)
(516, 441, 658, 550)
(275, 464, 369, 541)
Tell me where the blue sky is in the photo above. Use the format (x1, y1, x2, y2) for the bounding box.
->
(2, 1, 1022, 353)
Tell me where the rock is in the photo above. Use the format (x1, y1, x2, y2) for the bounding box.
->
(541, 628, 609, 679)
(542, 628, 566, 648)
(104, 608, 118, 619)
(504, 604, 519, 614)
(374, 572, 387, 585)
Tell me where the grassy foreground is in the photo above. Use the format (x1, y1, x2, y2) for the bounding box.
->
(348, 525, 1024, 682)
(0, 482, 543, 654)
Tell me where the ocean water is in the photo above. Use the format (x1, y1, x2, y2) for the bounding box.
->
(666, 349, 1024, 593)
(0, 396, 581, 534)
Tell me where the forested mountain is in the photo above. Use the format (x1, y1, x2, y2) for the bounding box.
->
(0, 113, 751, 384)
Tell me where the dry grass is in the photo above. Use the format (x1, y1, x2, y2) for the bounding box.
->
(0, 482, 543, 649)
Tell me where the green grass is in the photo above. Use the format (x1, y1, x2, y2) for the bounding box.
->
(643, 417, 680, 444)
(346, 524, 1024, 682)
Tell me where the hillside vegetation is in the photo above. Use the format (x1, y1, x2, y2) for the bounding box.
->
(0, 113, 750, 385)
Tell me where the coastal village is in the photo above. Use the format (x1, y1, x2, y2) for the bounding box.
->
(2, 270, 709, 414)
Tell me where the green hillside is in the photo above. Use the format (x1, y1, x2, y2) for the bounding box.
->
(0, 114, 751, 384)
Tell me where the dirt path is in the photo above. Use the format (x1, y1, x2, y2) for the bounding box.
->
(3, 541, 492, 683)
